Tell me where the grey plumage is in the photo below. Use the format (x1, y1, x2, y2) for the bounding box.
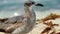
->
(0, 0, 44, 34)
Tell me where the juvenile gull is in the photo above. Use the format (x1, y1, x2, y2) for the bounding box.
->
(0, 0, 44, 34)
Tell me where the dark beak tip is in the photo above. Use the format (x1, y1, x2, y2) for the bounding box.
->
(36, 3, 44, 7)
(40, 5, 44, 7)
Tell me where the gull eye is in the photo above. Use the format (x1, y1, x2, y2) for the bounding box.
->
(31, 2, 35, 4)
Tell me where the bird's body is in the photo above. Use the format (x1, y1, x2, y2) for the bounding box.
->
(0, 0, 43, 34)
(0, 1, 36, 34)
(0, 12, 35, 34)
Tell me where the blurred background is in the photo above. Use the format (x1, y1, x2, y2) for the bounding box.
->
(0, 0, 60, 19)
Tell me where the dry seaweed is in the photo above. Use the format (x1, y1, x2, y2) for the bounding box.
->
(41, 13, 60, 22)
(40, 21, 59, 34)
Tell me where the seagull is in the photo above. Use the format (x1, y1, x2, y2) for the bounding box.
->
(0, 0, 44, 34)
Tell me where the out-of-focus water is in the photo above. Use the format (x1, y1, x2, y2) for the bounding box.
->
(0, 0, 25, 18)
(0, 0, 60, 19)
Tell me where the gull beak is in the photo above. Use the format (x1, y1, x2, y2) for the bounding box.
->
(35, 3, 44, 7)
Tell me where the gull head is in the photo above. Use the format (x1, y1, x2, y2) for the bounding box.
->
(24, 0, 44, 7)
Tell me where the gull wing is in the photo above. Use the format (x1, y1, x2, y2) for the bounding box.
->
(0, 15, 27, 33)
